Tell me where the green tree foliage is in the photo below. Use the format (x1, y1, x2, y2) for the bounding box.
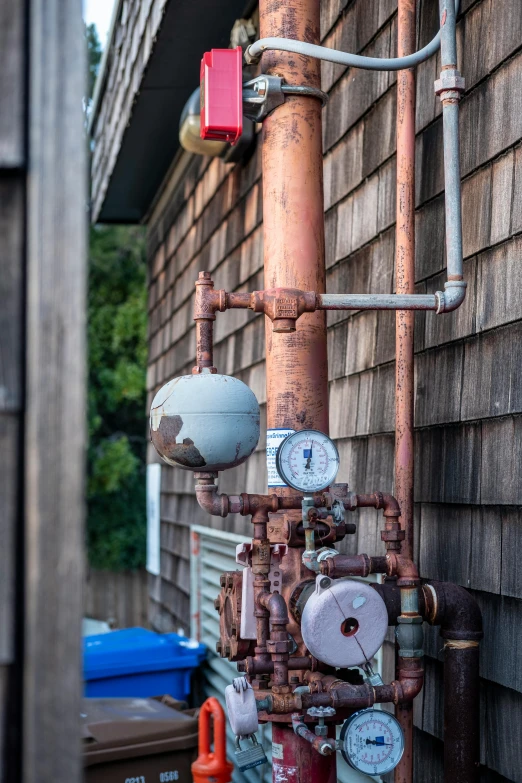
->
(86, 23, 102, 100)
(86, 26, 147, 570)
(87, 225, 148, 570)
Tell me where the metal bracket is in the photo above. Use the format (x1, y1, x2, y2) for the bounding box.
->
(242, 75, 328, 122)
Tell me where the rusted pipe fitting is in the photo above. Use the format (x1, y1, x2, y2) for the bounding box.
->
(250, 288, 317, 332)
(193, 272, 225, 374)
(195, 477, 330, 521)
(385, 553, 420, 585)
(346, 492, 405, 552)
(353, 492, 401, 518)
(258, 591, 290, 627)
(291, 715, 336, 756)
(194, 271, 227, 318)
(238, 656, 314, 676)
(395, 658, 424, 703)
(422, 581, 483, 641)
(255, 667, 424, 715)
(194, 480, 230, 517)
(319, 553, 388, 578)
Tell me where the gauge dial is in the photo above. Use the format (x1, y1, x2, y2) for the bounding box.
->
(340, 709, 404, 776)
(275, 430, 339, 493)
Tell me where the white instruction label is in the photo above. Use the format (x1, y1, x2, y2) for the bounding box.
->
(266, 428, 295, 487)
(272, 742, 284, 760)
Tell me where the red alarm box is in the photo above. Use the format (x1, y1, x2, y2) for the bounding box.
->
(200, 47, 243, 145)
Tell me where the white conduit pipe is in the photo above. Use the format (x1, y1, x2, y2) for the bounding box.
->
(246, 0, 460, 71)
(248, 0, 465, 315)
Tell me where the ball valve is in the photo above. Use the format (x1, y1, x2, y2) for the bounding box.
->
(150, 374, 260, 471)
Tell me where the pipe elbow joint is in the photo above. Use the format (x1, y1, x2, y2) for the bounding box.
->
(259, 591, 290, 627)
(436, 280, 467, 313)
(194, 483, 230, 517)
(425, 581, 483, 641)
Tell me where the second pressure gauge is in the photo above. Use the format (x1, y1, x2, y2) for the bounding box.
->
(275, 429, 339, 493)
(340, 709, 404, 776)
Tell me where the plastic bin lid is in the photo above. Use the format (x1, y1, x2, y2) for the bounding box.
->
(82, 696, 199, 765)
(83, 627, 206, 681)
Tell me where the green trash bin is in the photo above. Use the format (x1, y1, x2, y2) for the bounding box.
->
(82, 695, 199, 782)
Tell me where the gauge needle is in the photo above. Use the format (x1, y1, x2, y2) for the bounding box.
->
(365, 739, 393, 746)
(304, 442, 312, 470)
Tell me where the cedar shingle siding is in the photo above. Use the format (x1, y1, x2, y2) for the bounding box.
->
(143, 1, 522, 779)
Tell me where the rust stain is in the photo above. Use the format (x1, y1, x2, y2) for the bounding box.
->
(151, 415, 206, 468)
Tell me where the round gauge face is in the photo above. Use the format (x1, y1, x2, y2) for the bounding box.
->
(340, 709, 404, 776)
(275, 429, 340, 493)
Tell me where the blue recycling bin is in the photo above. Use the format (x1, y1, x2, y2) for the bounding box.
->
(83, 627, 206, 700)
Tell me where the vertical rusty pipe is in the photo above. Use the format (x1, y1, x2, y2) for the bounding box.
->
(444, 643, 481, 782)
(260, 0, 329, 502)
(259, 0, 330, 778)
(395, 1, 416, 782)
(395, 0, 416, 564)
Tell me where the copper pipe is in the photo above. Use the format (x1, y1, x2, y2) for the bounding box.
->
(395, 1, 416, 779)
(260, 0, 329, 490)
(395, 0, 416, 579)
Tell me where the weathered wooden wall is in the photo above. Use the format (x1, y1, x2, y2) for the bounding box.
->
(85, 569, 150, 629)
(90, 0, 169, 222)
(146, 0, 522, 778)
(0, 1, 86, 781)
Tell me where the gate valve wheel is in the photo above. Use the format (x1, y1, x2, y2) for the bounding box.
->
(307, 706, 337, 738)
(307, 706, 337, 718)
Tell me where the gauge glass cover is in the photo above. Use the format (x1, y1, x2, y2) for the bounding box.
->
(340, 709, 404, 776)
(275, 429, 339, 493)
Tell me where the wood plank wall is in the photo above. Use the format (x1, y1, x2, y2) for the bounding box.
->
(0, 1, 86, 781)
(85, 569, 150, 629)
(146, 1, 522, 779)
(90, 0, 170, 222)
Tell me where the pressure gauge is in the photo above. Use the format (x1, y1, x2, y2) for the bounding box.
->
(275, 429, 339, 493)
(340, 709, 404, 776)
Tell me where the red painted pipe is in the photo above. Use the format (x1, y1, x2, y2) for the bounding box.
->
(272, 723, 336, 783)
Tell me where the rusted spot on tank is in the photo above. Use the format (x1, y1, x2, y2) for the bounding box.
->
(150, 415, 206, 468)
(168, 438, 206, 468)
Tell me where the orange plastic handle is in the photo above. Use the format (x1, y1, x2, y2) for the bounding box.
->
(198, 696, 228, 764)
